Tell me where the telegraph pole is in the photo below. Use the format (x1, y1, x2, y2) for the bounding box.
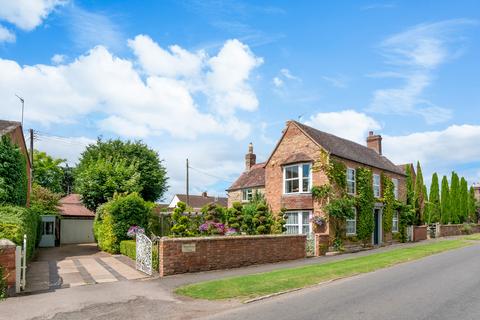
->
(186, 158, 189, 207)
(29, 129, 34, 206)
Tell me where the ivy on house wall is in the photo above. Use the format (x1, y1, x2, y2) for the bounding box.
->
(356, 167, 375, 246)
(382, 174, 395, 234)
(327, 160, 347, 192)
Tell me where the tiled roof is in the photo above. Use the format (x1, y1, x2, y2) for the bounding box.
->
(0, 120, 21, 136)
(227, 162, 266, 191)
(58, 194, 95, 217)
(176, 194, 228, 209)
(293, 121, 405, 175)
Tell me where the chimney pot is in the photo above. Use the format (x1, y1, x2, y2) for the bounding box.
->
(245, 142, 256, 171)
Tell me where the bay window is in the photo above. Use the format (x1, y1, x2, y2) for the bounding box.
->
(284, 163, 311, 194)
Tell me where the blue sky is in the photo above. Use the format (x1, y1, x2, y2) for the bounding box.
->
(0, 0, 479, 201)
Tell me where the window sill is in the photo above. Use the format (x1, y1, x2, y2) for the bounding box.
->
(283, 192, 312, 196)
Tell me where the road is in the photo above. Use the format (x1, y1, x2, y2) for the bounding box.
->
(205, 243, 480, 320)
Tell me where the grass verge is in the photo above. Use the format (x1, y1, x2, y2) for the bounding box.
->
(175, 239, 471, 300)
(464, 233, 480, 241)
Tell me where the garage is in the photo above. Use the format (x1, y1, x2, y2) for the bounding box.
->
(58, 194, 95, 244)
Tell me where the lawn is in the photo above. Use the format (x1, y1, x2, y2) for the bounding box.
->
(175, 239, 471, 300)
(464, 233, 480, 241)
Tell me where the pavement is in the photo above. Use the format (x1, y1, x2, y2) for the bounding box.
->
(203, 241, 480, 320)
(1, 237, 478, 320)
(25, 244, 148, 293)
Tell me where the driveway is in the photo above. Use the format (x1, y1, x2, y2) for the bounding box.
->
(25, 244, 148, 293)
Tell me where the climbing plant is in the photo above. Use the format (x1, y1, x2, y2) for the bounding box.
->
(325, 196, 356, 250)
(356, 168, 375, 246)
(327, 159, 347, 192)
(382, 174, 395, 234)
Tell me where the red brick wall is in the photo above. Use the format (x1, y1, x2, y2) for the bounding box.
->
(0, 245, 16, 294)
(439, 224, 480, 237)
(159, 235, 306, 276)
(413, 226, 427, 242)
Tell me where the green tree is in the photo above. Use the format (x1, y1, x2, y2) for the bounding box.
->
(0, 135, 28, 206)
(468, 187, 477, 223)
(75, 158, 142, 211)
(76, 139, 168, 204)
(440, 176, 450, 224)
(61, 164, 75, 195)
(428, 173, 441, 223)
(405, 165, 415, 207)
(450, 172, 460, 223)
(414, 162, 425, 225)
(459, 177, 469, 223)
(33, 150, 65, 193)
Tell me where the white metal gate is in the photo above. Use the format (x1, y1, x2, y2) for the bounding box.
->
(135, 232, 153, 276)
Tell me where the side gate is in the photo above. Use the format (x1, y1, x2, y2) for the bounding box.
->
(135, 232, 153, 276)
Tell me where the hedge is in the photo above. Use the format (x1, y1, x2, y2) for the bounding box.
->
(119, 240, 158, 271)
(0, 206, 39, 260)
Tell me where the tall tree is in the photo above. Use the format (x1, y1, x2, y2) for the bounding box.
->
(414, 162, 425, 225)
(0, 135, 28, 206)
(450, 172, 460, 224)
(75, 139, 168, 211)
(405, 165, 415, 207)
(440, 176, 450, 224)
(428, 173, 440, 223)
(468, 186, 477, 223)
(61, 164, 75, 195)
(33, 150, 66, 194)
(459, 178, 469, 223)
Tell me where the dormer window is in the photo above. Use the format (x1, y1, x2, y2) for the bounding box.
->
(284, 163, 311, 194)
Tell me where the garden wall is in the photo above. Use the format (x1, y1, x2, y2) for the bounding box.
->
(439, 224, 480, 237)
(0, 239, 17, 296)
(159, 234, 306, 276)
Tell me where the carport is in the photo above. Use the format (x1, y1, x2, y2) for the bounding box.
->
(58, 194, 95, 244)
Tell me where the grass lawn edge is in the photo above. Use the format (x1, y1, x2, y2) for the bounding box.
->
(175, 239, 474, 301)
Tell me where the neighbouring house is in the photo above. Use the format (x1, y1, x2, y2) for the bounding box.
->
(168, 192, 228, 212)
(228, 120, 408, 249)
(473, 183, 480, 202)
(0, 120, 32, 205)
(227, 143, 266, 207)
(57, 194, 95, 244)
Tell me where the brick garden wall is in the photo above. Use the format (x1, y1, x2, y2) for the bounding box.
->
(0, 242, 16, 295)
(159, 234, 306, 276)
(439, 224, 480, 237)
(413, 226, 428, 242)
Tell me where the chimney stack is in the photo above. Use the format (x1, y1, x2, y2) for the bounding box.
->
(367, 131, 382, 155)
(245, 142, 256, 171)
(202, 191, 208, 198)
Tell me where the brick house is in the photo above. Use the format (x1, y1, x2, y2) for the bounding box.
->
(228, 120, 407, 247)
(0, 120, 31, 205)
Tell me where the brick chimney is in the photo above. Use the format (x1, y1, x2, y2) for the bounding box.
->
(202, 191, 208, 198)
(245, 142, 256, 171)
(367, 131, 382, 155)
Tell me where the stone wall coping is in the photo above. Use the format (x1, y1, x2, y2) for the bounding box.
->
(0, 239, 16, 248)
(161, 234, 307, 242)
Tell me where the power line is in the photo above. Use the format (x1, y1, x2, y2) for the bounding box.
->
(188, 165, 234, 184)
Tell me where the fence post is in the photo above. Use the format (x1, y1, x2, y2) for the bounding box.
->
(22, 234, 27, 291)
(15, 246, 21, 294)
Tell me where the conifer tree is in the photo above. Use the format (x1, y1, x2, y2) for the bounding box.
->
(429, 173, 440, 223)
(450, 172, 460, 224)
(440, 176, 450, 224)
(459, 178, 469, 223)
(414, 162, 425, 225)
(469, 186, 478, 223)
(405, 165, 415, 207)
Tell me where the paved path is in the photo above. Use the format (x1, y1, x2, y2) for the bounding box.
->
(25, 244, 147, 293)
(203, 242, 480, 320)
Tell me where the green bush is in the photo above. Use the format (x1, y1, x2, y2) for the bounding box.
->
(94, 193, 153, 253)
(0, 136, 28, 206)
(0, 206, 39, 260)
(120, 240, 159, 271)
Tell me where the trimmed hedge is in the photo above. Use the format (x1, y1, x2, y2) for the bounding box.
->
(0, 206, 39, 260)
(119, 240, 158, 271)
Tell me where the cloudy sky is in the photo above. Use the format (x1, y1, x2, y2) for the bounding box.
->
(0, 1, 479, 201)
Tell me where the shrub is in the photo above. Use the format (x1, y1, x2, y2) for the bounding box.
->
(0, 206, 39, 260)
(0, 136, 28, 206)
(461, 223, 473, 235)
(119, 240, 159, 271)
(94, 193, 153, 253)
(170, 202, 201, 237)
(226, 202, 243, 231)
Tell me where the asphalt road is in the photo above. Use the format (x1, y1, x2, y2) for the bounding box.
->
(205, 243, 480, 320)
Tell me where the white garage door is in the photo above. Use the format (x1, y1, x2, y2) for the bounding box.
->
(61, 219, 95, 244)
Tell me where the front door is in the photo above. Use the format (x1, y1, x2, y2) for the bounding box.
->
(373, 209, 380, 245)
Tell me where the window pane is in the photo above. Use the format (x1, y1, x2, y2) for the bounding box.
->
(286, 213, 298, 224)
(347, 181, 355, 194)
(286, 179, 299, 193)
(302, 226, 310, 235)
(302, 212, 310, 224)
(302, 164, 310, 177)
(286, 225, 299, 234)
(302, 178, 309, 192)
(285, 166, 299, 179)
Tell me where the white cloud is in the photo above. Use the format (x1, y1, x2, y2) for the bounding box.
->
(51, 54, 66, 64)
(368, 19, 476, 123)
(0, 37, 261, 141)
(280, 68, 300, 81)
(0, 24, 15, 42)
(305, 110, 381, 144)
(35, 134, 95, 166)
(0, 0, 66, 30)
(273, 76, 283, 87)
